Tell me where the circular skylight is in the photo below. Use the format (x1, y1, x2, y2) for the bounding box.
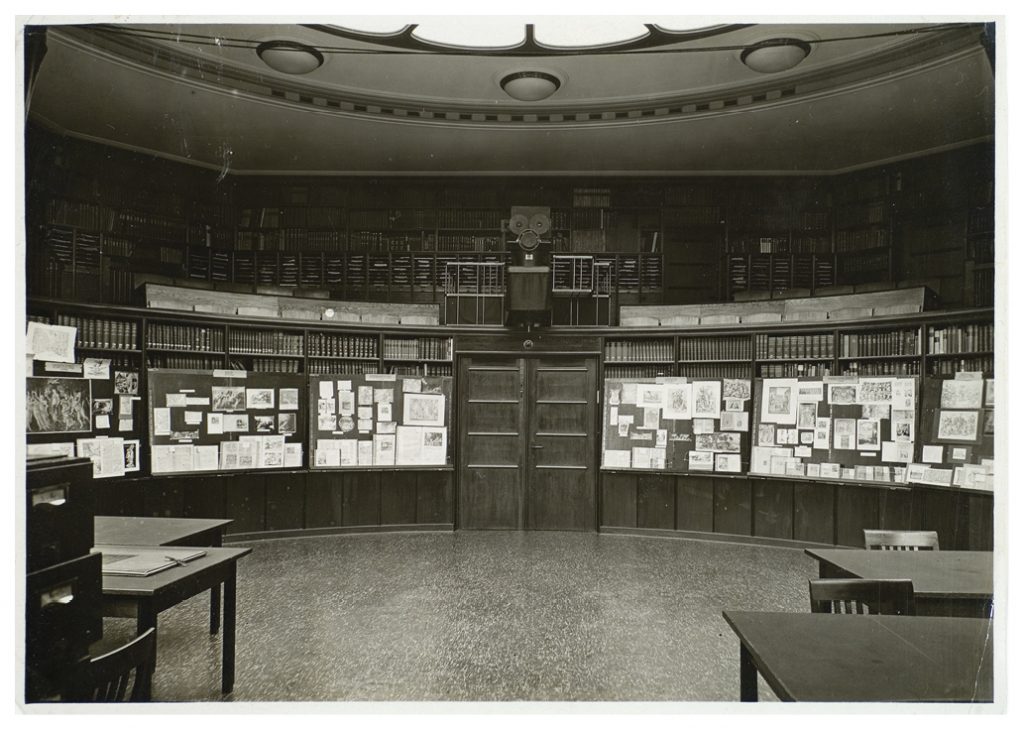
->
(335, 17, 715, 49)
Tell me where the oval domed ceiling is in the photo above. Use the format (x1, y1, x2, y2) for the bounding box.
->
(25, 20, 995, 175)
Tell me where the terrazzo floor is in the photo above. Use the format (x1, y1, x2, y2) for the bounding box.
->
(96, 530, 818, 703)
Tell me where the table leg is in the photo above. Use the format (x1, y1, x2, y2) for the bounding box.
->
(137, 602, 158, 636)
(222, 563, 237, 694)
(739, 643, 758, 702)
(210, 585, 221, 635)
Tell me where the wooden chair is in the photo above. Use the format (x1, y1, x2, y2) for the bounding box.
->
(863, 529, 940, 551)
(62, 628, 156, 702)
(809, 578, 916, 616)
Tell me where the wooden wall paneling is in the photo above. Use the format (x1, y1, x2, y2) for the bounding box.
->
(676, 476, 714, 533)
(792, 482, 835, 545)
(877, 488, 914, 533)
(713, 479, 752, 536)
(265, 473, 306, 532)
(914, 488, 962, 550)
(834, 484, 881, 547)
(416, 471, 453, 525)
(181, 476, 226, 520)
(636, 474, 675, 530)
(600, 472, 637, 528)
(381, 471, 418, 525)
(342, 471, 382, 527)
(752, 479, 794, 540)
(143, 477, 185, 518)
(304, 472, 344, 530)
(964, 493, 994, 551)
(225, 475, 267, 534)
(92, 480, 144, 517)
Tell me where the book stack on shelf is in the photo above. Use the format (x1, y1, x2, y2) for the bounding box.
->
(382, 336, 452, 361)
(145, 323, 225, 370)
(56, 314, 138, 351)
(228, 329, 304, 373)
(839, 328, 921, 376)
(926, 322, 994, 375)
(755, 332, 835, 378)
(678, 335, 752, 378)
(604, 338, 674, 378)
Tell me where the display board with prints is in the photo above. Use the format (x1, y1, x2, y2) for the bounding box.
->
(913, 373, 994, 490)
(309, 373, 453, 468)
(601, 377, 752, 474)
(26, 324, 145, 479)
(147, 369, 306, 474)
(749, 375, 919, 483)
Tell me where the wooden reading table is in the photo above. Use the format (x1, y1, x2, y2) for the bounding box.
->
(804, 548, 993, 617)
(95, 516, 233, 631)
(96, 545, 251, 694)
(722, 611, 994, 702)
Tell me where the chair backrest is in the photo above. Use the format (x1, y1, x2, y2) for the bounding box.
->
(863, 529, 940, 551)
(63, 628, 156, 702)
(809, 578, 916, 616)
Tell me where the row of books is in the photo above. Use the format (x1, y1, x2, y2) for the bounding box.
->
(382, 337, 453, 361)
(604, 339, 674, 363)
(928, 323, 994, 354)
(307, 333, 378, 359)
(679, 336, 753, 361)
(147, 324, 225, 352)
(834, 202, 887, 228)
(834, 228, 889, 252)
(927, 356, 994, 376)
(662, 206, 721, 228)
(603, 364, 674, 379)
(757, 362, 833, 378)
(726, 239, 834, 255)
(385, 363, 454, 377)
(237, 206, 344, 229)
(437, 209, 508, 230)
(246, 358, 302, 373)
(755, 334, 836, 360)
(573, 188, 612, 208)
(147, 353, 224, 370)
(227, 330, 304, 356)
(308, 360, 380, 375)
(55, 314, 138, 350)
(840, 330, 921, 358)
(840, 361, 921, 376)
(677, 363, 751, 379)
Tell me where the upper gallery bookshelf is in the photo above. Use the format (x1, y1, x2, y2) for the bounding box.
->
(26, 132, 993, 310)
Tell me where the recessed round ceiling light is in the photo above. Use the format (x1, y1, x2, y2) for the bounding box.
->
(257, 40, 325, 75)
(500, 71, 561, 102)
(741, 38, 811, 73)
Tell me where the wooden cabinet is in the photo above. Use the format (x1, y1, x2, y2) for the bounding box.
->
(25, 457, 102, 702)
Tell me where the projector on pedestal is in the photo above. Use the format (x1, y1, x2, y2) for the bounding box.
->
(504, 206, 553, 329)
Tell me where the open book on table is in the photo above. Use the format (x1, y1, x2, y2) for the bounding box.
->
(94, 545, 207, 577)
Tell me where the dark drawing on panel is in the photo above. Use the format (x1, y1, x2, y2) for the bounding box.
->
(26, 377, 91, 433)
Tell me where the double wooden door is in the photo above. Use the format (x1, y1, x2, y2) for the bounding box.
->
(458, 355, 598, 530)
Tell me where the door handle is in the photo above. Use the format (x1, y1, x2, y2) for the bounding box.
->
(530, 444, 544, 449)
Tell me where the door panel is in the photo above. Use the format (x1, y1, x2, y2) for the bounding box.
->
(526, 360, 597, 531)
(534, 402, 589, 433)
(458, 355, 597, 531)
(465, 369, 521, 400)
(464, 403, 520, 433)
(465, 435, 522, 465)
(459, 360, 524, 529)
(459, 469, 521, 529)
